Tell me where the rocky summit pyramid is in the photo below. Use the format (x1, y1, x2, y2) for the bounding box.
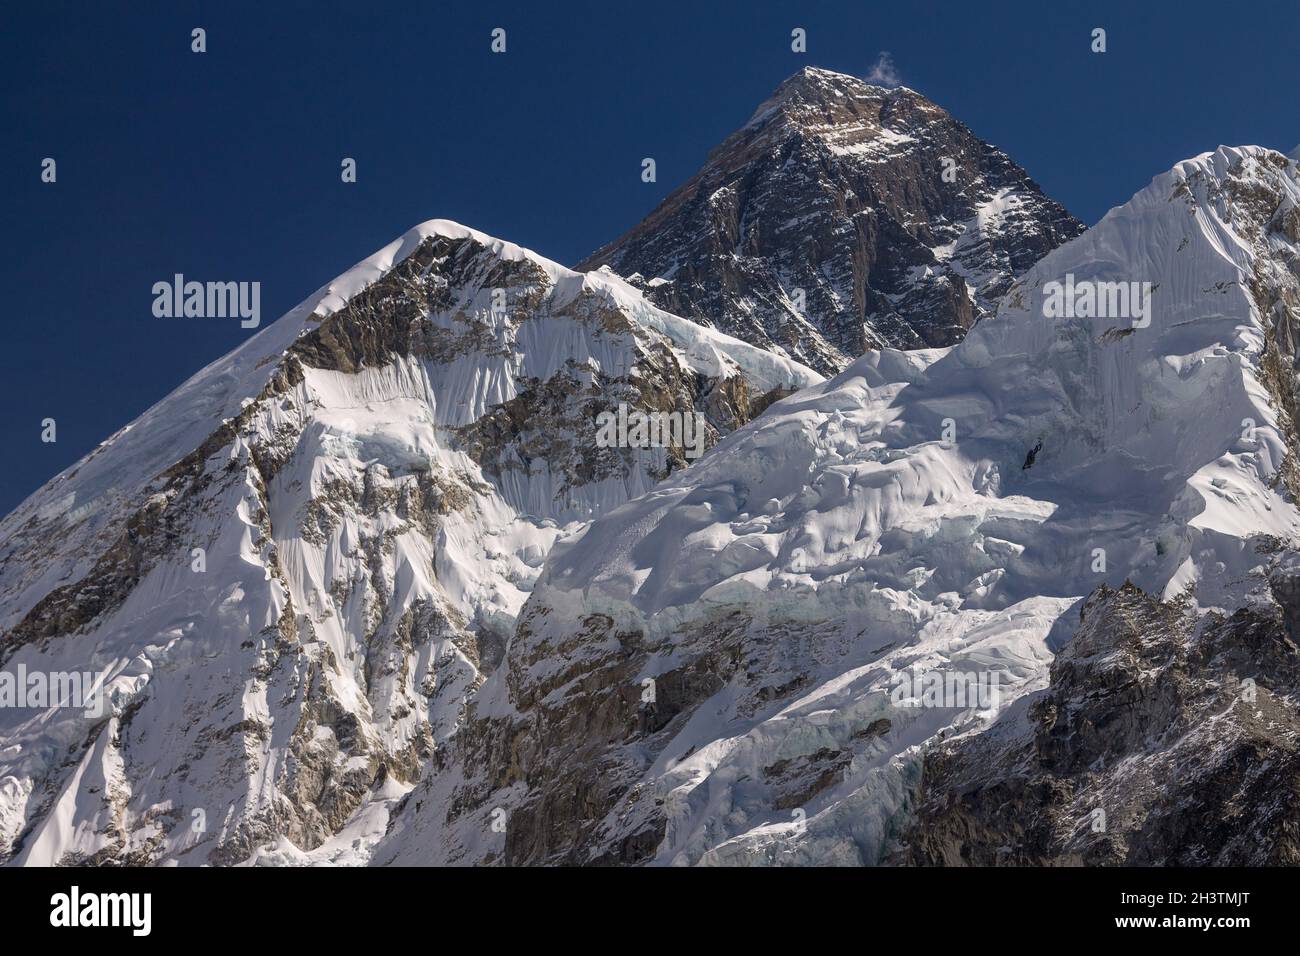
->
(580, 66, 1085, 375)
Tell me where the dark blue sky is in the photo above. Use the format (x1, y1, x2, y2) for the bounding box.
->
(2, 0, 1297, 514)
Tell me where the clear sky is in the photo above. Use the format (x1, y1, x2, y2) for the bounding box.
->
(2, 0, 1297, 514)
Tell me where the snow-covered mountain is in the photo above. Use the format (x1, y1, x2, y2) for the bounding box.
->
(0, 221, 818, 865)
(377, 146, 1300, 865)
(579, 67, 1085, 375)
(6, 138, 1299, 869)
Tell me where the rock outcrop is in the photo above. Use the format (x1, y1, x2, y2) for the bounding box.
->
(900, 575, 1300, 866)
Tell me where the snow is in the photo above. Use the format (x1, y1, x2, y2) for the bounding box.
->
(7, 143, 1300, 867)
(0, 218, 819, 866)
(428, 145, 1300, 866)
(825, 127, 917, 159)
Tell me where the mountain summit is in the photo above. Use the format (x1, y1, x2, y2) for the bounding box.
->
(0, 220, 816, 866)
(580, 66, 1084, 374)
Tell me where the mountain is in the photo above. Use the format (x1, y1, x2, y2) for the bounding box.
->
(377, 146, 1300, 865)
(7, 138, 1300, 869)
(579, 67, 1085, 375)
(0, 221, 818, 865)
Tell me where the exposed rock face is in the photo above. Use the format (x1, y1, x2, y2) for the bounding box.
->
(579, 67, 1084, 375)
(900, 577, 1300, 866)
(0, 221, 817, 866)
(375, 597, 927, 867)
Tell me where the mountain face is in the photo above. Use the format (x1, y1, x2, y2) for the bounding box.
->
(0, 221, 817, 865)
(376, 146, 1300, 866)
(579, 67, 1085, 376)
(901, 577, 1300, 866)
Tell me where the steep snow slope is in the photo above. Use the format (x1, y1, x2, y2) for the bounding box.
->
(377, 146, 1300, 865)
(580, 67, 1084, 374)
(0, 221, 818, 865)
